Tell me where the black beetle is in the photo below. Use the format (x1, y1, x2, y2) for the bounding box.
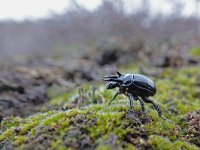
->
(103, 71, 164, 119)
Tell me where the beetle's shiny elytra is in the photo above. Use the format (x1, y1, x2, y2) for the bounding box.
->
(103, 71, 164, 119)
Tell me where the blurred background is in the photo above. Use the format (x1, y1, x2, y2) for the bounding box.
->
(0, 0, 200, 65)
(0, 0, 200, 117)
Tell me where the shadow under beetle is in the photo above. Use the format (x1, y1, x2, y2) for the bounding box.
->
(103, 71, 165, 119)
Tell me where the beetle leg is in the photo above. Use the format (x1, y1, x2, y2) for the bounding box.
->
(142, 97, 165, 119)
(133, 96, 146, 114)
(109, 91, 119, 105)
(137, 97, 145, 113)
(128, 94, 134, 110)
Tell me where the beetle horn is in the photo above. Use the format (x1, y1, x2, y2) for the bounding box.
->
(102, 75, 118, 79)
(116, 71, 123, 77)
(102, 78, 123, 83)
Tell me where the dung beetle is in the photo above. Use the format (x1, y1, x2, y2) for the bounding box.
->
(103, 71, 165, 119)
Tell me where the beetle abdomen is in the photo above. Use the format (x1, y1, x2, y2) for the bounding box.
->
(133, 81, 156, 96)
(132, 74, 156, 96)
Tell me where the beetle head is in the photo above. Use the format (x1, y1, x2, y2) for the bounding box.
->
(106, 82, 119, 89)
(103, 71, 125, 89)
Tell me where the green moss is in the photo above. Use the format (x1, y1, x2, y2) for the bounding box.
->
(0, 127, 15, 141)
(1, 66, 200, 149)
(41, 111, 68, 126)
(89, 111, 126, 140)
(96, 145, 111, 150)
(0, 111, 55, 141)
(13, 136, 28, 145)
(148, 135, 199, 150)
(148, 135, 173, 149)
(1, 116, 22, 132)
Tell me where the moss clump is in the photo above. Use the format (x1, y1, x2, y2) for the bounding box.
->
(0, 66, 200, 149)
(148, 135, 199, 150)
(1, 105, 138, 149)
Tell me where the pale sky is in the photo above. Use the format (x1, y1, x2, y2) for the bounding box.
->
(0, 0, 197, 21)
(0, 0, 102, 20)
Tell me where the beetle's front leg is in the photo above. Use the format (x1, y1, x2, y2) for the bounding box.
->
(127, 94, 142, 125)
(109, 90, 120, 105)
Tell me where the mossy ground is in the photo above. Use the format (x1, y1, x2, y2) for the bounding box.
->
(0, 66, 200, 150)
